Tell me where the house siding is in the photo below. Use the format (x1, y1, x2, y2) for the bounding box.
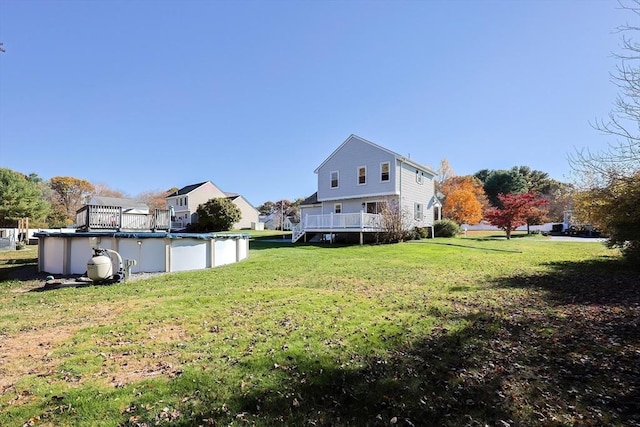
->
(317, 136, 397, 203)
(188, 182, 227, 215)
(398, 160, 435, 228)
(166, 182, 237, 227)
(298, 135, 439, 241)
(172, 183, 225, 225)
(230, 196, 260, 229)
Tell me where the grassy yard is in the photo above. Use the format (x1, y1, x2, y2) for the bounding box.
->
(1, 234, 638, 426)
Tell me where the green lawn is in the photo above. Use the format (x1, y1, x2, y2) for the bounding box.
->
(1, 235, 638, 426)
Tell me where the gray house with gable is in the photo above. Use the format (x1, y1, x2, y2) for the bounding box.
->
(294, 134, 441, 243)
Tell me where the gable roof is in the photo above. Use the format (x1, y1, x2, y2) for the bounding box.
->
(300, 192, 319, 206)
(168, 181, 209, 197)
(314, 134, 436, 176)
(88, 196, 148, 210)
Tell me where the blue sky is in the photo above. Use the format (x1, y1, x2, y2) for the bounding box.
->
(0, 0, 627, 207)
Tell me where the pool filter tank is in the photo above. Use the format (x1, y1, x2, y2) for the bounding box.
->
(87, 248, 124, 283)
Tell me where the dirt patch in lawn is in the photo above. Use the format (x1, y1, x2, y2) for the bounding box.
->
(0, 325, 76, 392)
(97, 324, 189, 387)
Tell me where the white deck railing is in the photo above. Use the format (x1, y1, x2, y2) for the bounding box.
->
(75, 205, 171, 232)
(293, 212, 384, 242)
(303, 212, 382, 230)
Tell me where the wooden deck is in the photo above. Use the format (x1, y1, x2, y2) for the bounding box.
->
(75, 205, 171, 232)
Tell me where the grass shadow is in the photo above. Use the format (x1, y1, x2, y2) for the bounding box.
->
(493, 256, 640, 306)
(179, 257, 637, 426)
(249, 235, 295, 251)
(420, 240, 523, 253)
(127, 295, 639, 426)
(464, 233, 538, 241)
(0, 259, 45, 283)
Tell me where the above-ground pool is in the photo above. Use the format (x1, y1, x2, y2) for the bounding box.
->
(34, 231, 250, 275)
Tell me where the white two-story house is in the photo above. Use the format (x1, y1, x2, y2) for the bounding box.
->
(295, 135, 441, 243)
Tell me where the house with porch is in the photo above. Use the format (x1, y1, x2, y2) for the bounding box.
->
(166, 181, 260, 230)
(294, 135, 441, 243)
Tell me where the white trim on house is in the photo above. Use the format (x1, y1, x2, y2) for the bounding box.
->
(296, 135, 439, 243)
(357, 165, 367, 186)
(315, 135, 435, 174)
(330, 170, 339, 189)
(380, 161, 390, 183)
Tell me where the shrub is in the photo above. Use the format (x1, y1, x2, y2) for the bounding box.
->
(195, 198, 241, 232)
(414, 227, 430, 239)
(434, 219, 460, 237)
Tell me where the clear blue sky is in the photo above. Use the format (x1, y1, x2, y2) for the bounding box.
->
(0, 0, 627, 207)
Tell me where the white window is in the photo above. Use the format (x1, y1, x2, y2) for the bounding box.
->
(416, 170, 423, 185)
(380, 162, 390, 182)
(358, 166, 367, 185)
(330, 171, 339, 188)
(414, 203, 423, 220)
(334, 203, 342, 214)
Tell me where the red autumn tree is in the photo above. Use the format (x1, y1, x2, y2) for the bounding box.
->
(484, 191, 548, 239)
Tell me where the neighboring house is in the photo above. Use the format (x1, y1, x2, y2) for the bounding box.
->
(166, 181, 260, 230)
(224, 192, 260, 229)
(295, 134, 440, 243)
(261, 213, 294, 231)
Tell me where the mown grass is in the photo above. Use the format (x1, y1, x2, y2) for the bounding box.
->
(1, 234, 638, 426)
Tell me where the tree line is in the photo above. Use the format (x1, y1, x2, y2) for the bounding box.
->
(0, 170, 174, 228)
(436, 0, 639, 264)
(435, 160, 574, 239)
(2, 2, 638, 261)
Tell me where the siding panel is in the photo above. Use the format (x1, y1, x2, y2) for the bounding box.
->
(317, 137, 397, 202)
(398, 160, 436, 228)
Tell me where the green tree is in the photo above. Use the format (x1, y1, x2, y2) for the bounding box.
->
(0, 168, 50, 227)
(511, 166, 554, 194)
(481, 170, 528, 207)
(195, 198, 241, 232)
(473, 169, 491, 183)
(258, 201, 277, 216)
